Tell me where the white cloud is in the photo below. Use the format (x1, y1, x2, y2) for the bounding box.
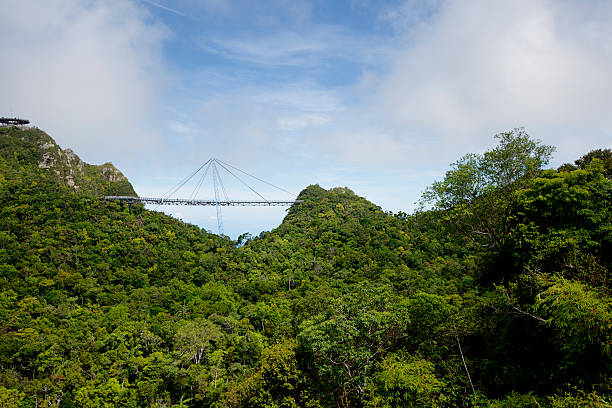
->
(186, 0, 612, 172)
(0, 0, 169, 166)
(373, 0, 612, 162)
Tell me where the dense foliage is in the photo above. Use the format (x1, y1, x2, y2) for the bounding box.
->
(0, 126, 610, 407)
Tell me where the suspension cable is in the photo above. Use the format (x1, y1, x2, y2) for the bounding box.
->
(190, 160, 213, 200)
(215, 160, 269, 203)
(216, 158, 297, 197)
(162, 158, 212, 200)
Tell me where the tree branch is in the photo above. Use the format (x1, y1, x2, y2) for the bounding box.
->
(454, 325, 475, 397)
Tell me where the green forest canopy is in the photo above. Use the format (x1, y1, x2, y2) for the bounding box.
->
(0, 126, 610, 407)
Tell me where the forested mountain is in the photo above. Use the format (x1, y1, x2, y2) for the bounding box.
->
(0, 126, 610, 407)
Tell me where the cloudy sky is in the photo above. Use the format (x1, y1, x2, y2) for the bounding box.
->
(2, 0, 611, 237)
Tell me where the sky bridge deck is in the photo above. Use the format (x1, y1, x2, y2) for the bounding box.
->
(105, 196, 303, 206)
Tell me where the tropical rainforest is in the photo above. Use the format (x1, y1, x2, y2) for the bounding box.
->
(0, 125, 610, 407)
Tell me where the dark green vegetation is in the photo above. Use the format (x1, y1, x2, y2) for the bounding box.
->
(0, 126, 610, 407)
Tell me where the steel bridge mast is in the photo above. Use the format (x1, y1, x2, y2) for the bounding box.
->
(212, 162, 224, 235)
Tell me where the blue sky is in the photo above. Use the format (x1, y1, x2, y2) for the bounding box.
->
(2, 0, 612, 238)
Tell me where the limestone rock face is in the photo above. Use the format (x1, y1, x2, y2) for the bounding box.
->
(100, 163, 129, 183)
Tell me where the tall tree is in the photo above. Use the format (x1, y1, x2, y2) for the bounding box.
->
(423, 128, 555, 251)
